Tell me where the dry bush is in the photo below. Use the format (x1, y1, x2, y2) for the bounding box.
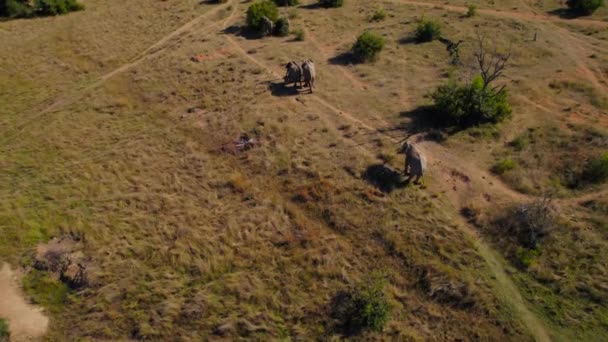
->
(496, 198, 557, 250)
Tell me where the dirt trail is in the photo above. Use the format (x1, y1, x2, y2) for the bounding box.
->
(0, 263, 49, 342)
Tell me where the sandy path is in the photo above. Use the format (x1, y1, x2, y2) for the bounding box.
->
(0, 263, 49, 342)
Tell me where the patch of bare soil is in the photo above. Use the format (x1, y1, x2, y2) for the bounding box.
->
(0, 264, 49, 342)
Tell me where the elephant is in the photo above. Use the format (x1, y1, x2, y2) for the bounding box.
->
(301, 59, 315, 93)
(284, 61, 302, 88)
(400, 141, 426, 184)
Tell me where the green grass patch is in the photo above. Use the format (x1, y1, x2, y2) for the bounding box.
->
(491, 158, 517, 175)
(22, 270, 70, 312)
(0, 318, 9, 341)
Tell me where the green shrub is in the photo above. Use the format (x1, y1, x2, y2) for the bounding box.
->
(319, 0, 344, 8)
(466, 4, 477, 17)
(1, 0, 83, 17)
(0, 318, 9, 341)
(352, 31, 385, 62)
(370, 7, 386, 21)
(583, 151, 608, 184)
(514, 247, 540, 269)
(431, 75, 512, 127)
(35, 0, 83, 16)
(492, 158, 517, 175)
(335, 274, 391, 332)
(509, 135, 529, 151)
(415, 17, 441, 42)
(0, 0, 32, 17)
(246, 0, 279, 31)
(273, 0, 299, 6)
(566, 0, 604, 15)
(274, 17, 290, 36)
(292, 28, 305, 41)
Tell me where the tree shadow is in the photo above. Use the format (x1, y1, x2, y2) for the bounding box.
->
(268, 81, 300, 97)
(362, 164, 405, 193)
(395, 105, 462, 142)
(328, 52, 360, 66)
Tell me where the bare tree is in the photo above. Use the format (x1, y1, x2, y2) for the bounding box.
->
(474, 35, 511, 94)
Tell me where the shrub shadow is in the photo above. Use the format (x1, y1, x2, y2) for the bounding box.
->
(221, 25, 265, 40)
(362, 164, 405, 193)
(398, 36, 419, 45)
(329, 291, 361, 337)
(328, 52, 359, 66)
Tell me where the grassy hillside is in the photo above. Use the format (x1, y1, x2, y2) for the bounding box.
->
(1, 0, 607, 340)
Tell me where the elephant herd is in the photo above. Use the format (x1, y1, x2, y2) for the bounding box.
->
(284, 59, 316, 93)
(281, 60, 425, 183)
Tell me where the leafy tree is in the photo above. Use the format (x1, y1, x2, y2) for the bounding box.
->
(246, 0, 279, 31)
(566, 0, 604, 15)
(432, 36, 512, 127)
(352, 31, 384, 62)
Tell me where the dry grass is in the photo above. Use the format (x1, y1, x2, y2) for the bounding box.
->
(1, 0, 607, 340)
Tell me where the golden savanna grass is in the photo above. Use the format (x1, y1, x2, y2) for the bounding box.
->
(1, 0, 607, 340)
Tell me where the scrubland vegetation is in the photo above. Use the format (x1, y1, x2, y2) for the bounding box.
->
(1, 0, 607, 340)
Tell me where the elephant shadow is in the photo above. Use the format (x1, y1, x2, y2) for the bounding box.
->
(269, 81, 300, 97)
(362, 164, 405, 193)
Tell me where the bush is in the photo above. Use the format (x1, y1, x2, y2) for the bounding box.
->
(500, 199, 556, 250)
(566, 0, 604, 15)
(431, 75, 512, 127)
(352, 31, 385, 62)
(35, 0, 84, 15)
(292, 28, 305, 41)
(466, 4, 477, 17)
(415, 17, 441, 42)
(319, 0, 343, 8)
(274, 17, 290, 36)
(0, 319, 9, 341)
(0, 0, 31, 17)
(370, 7, 386, 21)
(246, 0, 279, 31)
(583, 151, 608, 184)
(334, 274, 391, 332)
(273, 0, 299, 5)
(492, 158, 517, 175)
